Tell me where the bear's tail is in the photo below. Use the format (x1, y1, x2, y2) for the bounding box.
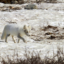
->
(1, 29, 6, 39)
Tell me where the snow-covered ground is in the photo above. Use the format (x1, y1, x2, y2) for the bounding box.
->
(0, 3, 64, 63)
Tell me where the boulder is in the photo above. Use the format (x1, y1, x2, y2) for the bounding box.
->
(24, 4, 37, 10)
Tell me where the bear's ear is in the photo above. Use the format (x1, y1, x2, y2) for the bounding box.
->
(28, 25, 31, 30)
(23, 25, 27, 30)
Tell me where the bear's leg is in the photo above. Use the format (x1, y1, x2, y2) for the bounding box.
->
(17, 33, 27, 43)
(12, 36, 16, 43)
(5, 34, 10, 43)
(18, 38, 20, 43)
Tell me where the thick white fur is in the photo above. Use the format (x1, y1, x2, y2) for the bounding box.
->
(1, 24, 31, 43)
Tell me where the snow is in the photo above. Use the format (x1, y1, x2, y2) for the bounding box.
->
(0, 3, 64, 62)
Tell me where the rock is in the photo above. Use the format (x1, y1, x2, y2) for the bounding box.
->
(11, 1, 18, 4)
(24, 4, 37, 10)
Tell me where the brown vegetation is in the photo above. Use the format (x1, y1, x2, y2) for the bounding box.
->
(0, 0, 57, 4)
(0, 0, 24, 4)
(1, 47, 64, 64)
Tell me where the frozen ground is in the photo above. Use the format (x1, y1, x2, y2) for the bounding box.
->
(0, 3, 64, 63)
